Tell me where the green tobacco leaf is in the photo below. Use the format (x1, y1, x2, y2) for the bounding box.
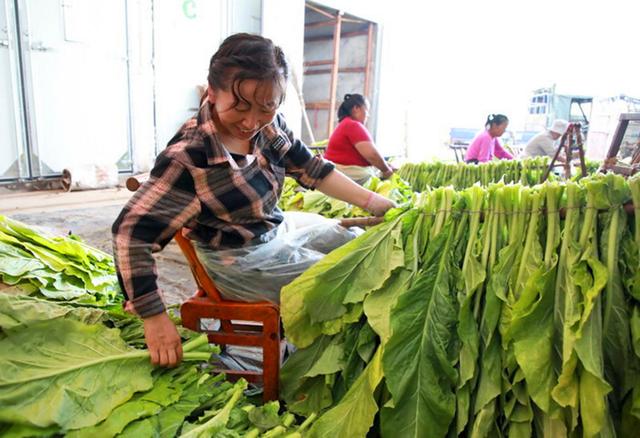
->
(363, 268, 414, 343)
(281, 216, 405, 348)
(0, 423, 61, 438)
(0, 240, 45, 277)
(509, 188, 559, 414)
(0, 318, 153, 429)
(119, 373, 228, 438)
(304, 337, 344, 378)
(307, 347, 384, 438)
(66, 370, 183, 438)
(382, 222, 459, 438)
(0, 293, 104, 330)
(280, 335, 334, 414)
(248, 401, 281, 430)
(0, 230, 72, 273)
(285, 376, 333, 417)
(510, 267, 556, 411)
(473, 206, 515, 432)
(551, 182, 612, 437)
(304, 216, 405, 320)
(632, 307, 640, 360)
(0, 216, 120, 305)
(470, 196, 508, 438)
(0, 215, 111, 266)
(179, 379, 246, 438)
(600, 207, 634, 404)
(570, 257, 612, 436)
(356, 322, 378, 363)
(456, 186, 486, 433)
(302, 191, 329, 213)
(335, 321, 370, 397)
(363, 210, 424, 344)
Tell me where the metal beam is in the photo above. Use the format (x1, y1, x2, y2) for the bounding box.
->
(304, 66, 366, 75)
(304, 30, 368, 43)
(328, 12, 342, 136)
(306, 101, 331, 110)
(305, 19, 335, 29)
(303, 59, 333, 67)
(364, 23, 374, 100)
(305, 3, 335, 20)
(341, 17, 367, 24)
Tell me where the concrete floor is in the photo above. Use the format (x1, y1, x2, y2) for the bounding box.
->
(1, 186, 195, 306)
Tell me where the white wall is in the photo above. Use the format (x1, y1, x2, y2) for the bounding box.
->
(127, 0, 156, 173)
(262, 0, 305, 138)
(152, 1, 229, 156)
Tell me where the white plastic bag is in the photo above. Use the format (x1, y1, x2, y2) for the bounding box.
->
(61, 163, 118, 191)
(195, 212, 360, 303)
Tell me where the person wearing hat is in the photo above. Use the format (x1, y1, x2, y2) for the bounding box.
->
(524, 119, 569, 161)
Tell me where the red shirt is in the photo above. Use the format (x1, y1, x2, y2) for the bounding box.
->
(324, 117, 372, 166)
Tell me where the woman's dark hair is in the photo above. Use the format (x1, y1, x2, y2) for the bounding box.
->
(207, 33, 288, 109)
(338, 93, 367, 122)
(485, 113, 509, 128)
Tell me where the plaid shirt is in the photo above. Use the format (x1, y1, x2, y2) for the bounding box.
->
(112, 99, 334, 317)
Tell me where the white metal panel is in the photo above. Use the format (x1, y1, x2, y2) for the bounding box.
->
(262, 0, 304, 137)
(0, 0, 27, 179)
(152, 1, 228, 151)
(124, 0, 156, 173)
(230, 0, 261, 34)
(24, 0, 131, 174)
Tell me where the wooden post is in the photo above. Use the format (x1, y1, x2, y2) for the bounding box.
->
(364, 23, 374, 100)
(564, 125, 574, 179)
(542, 130, 568, 183)
(574, 123, 587, 177)
(328, 12, 342, 137)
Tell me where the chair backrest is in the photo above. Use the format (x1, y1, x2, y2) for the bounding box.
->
(173, 230, 224, 302)
(449, 144, 469, 163)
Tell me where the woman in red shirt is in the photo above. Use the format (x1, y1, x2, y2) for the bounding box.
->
(324, 93, 394, 185)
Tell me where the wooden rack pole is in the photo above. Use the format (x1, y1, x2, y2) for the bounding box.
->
(305, 3, 335, 20)
(364, 23, 374, 100)
(327, 12, 342, 137)
(564, 125, 574, 178)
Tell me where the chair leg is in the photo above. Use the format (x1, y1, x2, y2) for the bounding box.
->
(181, 300, 200, 332)
(261, 308, 281, 402)
(181, 299, 281, 402)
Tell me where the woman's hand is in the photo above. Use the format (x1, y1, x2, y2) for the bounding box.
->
(381, 162, 397, 179)
(143, 312, 183, 367)
(365, 192, 396, 216)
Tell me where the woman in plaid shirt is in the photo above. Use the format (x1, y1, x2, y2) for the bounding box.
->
(112, 33, 395, 367)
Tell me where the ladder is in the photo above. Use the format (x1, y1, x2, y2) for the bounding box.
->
(541, 122, 588, 182)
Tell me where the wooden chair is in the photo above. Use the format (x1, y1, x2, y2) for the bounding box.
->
(449, 144, 469, 163)
(176, 218, 381, 402)
(175, 230, 281, 402)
